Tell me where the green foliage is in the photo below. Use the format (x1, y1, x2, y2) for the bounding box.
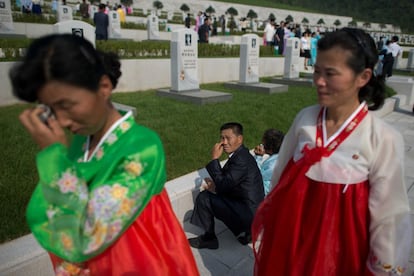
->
(153, 0, 163, 10)
(247, 9, 258, 19)
(226, 7, 238, 17)
(268, 13, 275, 21)
(205, 5, 215, 15)
(348, 20, 357, 27)
(301, 17, 309, 24)
(285, 14, 293, 23)
(120, 0, 132, 7)
(317, 18, 325, 25)
(180, 3, 190, 12)
(96, 40, 170, 59)
(333, 19, 341, 27)
(12, 13, 57, 24)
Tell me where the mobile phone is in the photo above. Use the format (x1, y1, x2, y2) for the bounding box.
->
(37, 104, 53, 124)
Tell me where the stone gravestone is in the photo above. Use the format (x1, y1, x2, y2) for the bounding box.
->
(89, 5, 98, 20)
(407, 49, 414, 70)
(147, 14, 159, 40)
(239, 34, 259, 83)
(108, 10, 121, 39)
(170, 28, 199, 92)
(53, 20, 95, 47)
(157, 29, 232, 104)
(0, 0, 14, 34)
(284, 37, 300, 79)
(58, 5, 73, 22)
(224, 34, 288, 94)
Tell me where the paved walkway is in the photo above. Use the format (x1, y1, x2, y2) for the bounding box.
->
(185, 104, 414, 276)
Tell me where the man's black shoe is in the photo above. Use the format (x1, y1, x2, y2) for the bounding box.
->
(188, 234, 219, 249)
(237, 232, 252, 245)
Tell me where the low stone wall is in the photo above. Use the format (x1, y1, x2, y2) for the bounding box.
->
(0, 57, 284, 106)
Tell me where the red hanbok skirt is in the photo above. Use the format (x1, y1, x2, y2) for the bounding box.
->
(50, 189, 199, 276)
(252, 159, 373, 276)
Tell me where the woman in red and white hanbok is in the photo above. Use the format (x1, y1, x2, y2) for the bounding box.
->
(252, 28, 412, 276)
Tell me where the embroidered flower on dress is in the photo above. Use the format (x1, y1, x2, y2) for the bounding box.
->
(61, 233, 74, 251)
(117, 198, 134, 216)
(106, 133, 118, 145)
(120, 121, 131, 132)
(56, 261, 90, 276)
(57, 171, 78, 193)
(111, 184, 128, 199)
(107, 220, 122, 241)
(125, 161, 143, 176)
(346, 121, 357, 132)
(370, 254, 405, 275)
(95, 147, 104, 160)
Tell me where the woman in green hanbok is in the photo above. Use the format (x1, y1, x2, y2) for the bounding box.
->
(9, 34, 199, 276)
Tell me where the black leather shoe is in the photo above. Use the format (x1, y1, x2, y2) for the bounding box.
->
(237, 232, 252, 245)
(188, 234, 219, 249)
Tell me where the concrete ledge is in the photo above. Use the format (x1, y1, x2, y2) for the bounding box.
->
(270, 76, 314, 87)
(156, 88, 233, 105)
(386, 76, 414, 106)
(224, 81, 289, 94)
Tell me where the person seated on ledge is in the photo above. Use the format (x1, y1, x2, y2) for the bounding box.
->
(253, 129, 284, 196)
(188, 122, 264, 249)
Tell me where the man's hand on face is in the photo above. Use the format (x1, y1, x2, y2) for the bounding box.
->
(211, 142, 223, 160)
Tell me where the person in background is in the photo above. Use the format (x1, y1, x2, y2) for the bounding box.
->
(253, 129, 284, 196)
(300, 31, 311, 70)
(309, 31, 319, 67)
(79, 0, 89, 18)
(263, 18, 275, 46)
(252, 27, 411, 275)
(188, 122, 264, 249)
(94, 3, 109, 41)
(388, 35, 403, 75)
(9, 34, 199, 276)
(198, 16, 211, 43)
(185, 13, 191, 28)
(275, 21, 285, 55)
(116, 4, 125, 23)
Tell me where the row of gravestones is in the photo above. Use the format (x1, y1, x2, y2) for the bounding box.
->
(170, 29, 300, 92)
(0, 0, 161, 42)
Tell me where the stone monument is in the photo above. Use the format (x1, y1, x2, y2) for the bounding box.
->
(58, 5, 73, 22)
(89, 5, 98, 20)
(0, 0, 14, 34)
(157, 28, 232, 105)
(108, 10, 121, 39)
(147, 14, 160, 40)
(53, 20, 95, 47)
(407, 49, 414, 70)
(270, 37, 313, 87)
(225, 34, 288, 94)
(283, 37, 300, 79)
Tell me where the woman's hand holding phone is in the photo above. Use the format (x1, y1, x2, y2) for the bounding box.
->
(19, 105, 68, 149)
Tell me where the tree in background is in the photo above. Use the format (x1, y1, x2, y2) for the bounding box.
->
(268, 13, 275, 21)
(247, 9, 258, 20)
(180, 3, 189, 13)
(317, 18, 325, 26)
(333, 19, 341, 29)
(301, 17, 309, 28)
(226, 7, 238, 33)
(285, 14, 293, 24)
(379, 23, 386, 31)
(205, 5, 215, 16)
(348, 19, 357, 27)
(153, 1, 163, 11)
(363, 22, 371, 30)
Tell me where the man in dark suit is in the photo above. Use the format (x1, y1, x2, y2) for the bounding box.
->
(189, 122, 264, 249)
(93, 3, 109, 41)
